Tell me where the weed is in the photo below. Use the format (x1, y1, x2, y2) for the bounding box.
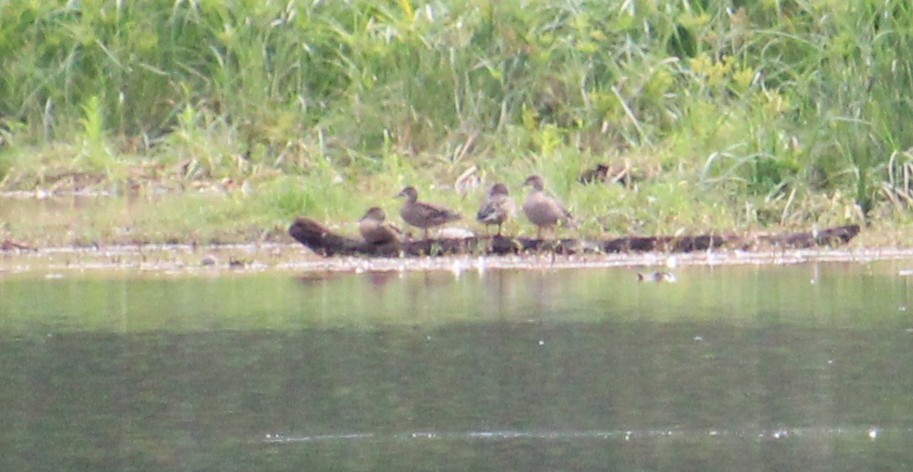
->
(0, 0, 910, 244)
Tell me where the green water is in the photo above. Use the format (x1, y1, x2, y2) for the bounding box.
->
(2, 262, 913, 471)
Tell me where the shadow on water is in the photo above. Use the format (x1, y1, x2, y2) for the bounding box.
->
(2, 261, 913, 470)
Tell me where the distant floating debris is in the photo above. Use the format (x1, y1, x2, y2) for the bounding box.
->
(868, 427, 880, 440)
(261, 425, 908, 445)
(637, 271, 677, 283)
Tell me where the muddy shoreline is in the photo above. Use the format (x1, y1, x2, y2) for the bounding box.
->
(2, 242, 913, 277)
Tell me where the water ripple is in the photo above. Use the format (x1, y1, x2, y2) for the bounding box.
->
(262, 426, 903, 444)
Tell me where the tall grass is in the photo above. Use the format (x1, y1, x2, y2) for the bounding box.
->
(1, 0, 913, 234)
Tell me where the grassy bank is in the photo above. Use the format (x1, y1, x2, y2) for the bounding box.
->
(1, 0, 913, 246)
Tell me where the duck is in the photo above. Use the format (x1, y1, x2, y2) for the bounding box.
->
(476, 183, 515, 236)
(395, 186, 462, 239)
(358, 207, 402, 245)
(578, 164, 609, 184)
(522, 175, 576, 239)
(580, 162, 640, 187)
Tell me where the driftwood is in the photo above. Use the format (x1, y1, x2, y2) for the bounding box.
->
(0, 239, 35, 252)
(288, 217, 860, 258)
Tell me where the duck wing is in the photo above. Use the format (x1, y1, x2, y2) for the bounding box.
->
(551, 196, 577, 227)
(422, 202, 461, 221)
(402, 201, 462, 228)
(476, 195, 513, 224)
(360, 219, 403, 244)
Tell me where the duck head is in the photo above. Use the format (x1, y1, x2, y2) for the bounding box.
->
(488, 183, 510, 196)
(395, 186, 419, 202)
(360, 207, 387, 222)
(523, 175, 545, 191)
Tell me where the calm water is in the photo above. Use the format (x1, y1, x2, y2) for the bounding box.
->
(2, 261, 913, 471)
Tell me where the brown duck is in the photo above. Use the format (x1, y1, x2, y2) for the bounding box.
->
(578, 164, 610, 184)
(358, 207, 402, 245)
(522, 175, 576, 239)
(476, 183, 515, 236)
(395, 186, 462, 239)
(579, 162, 638, 187)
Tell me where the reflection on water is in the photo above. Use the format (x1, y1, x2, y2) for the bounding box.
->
(2, 261, 913, 470)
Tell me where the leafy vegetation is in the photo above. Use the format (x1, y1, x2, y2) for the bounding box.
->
(1, 0, 913, 245)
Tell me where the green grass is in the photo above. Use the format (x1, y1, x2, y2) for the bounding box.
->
(1, 0, 913, 246)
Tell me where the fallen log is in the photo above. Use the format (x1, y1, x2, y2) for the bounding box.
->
(0, 239, 36, 252)
(288, 217, 860, 258)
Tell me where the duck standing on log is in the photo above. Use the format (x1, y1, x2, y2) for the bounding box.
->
(395, 186, 462, 240)
(358, 207, 402, 245)
(522, 175, 577, 239)
(476, 183, 515, 237)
